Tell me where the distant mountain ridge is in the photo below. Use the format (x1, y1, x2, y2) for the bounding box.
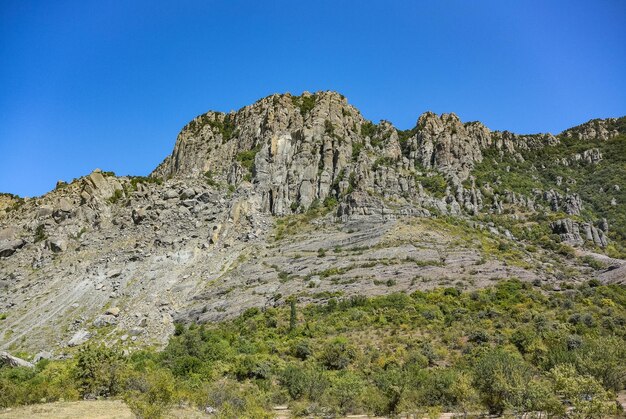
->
(0, 91, 624, 353)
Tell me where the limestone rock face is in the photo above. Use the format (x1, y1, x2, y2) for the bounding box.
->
(151, 92, 564, 216)
(0, 91, 622, 353)
(551, 218, 608, 248)
(561, 118, 622, 141)
(411, 113, 490, 181)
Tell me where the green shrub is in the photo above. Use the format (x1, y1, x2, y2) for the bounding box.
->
(472, 348, 532, 414)
(34, 224, 47, 243)
(108, 189, 124, 204)
(318, 338, 356, 370)
(124, 369, 175, 419)
(75, 344, 125, 398)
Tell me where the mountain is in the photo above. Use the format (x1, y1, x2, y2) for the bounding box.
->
(0, 91, 624, 353)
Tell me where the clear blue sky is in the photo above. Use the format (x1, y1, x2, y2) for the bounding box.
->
(1, 1, 625, 197)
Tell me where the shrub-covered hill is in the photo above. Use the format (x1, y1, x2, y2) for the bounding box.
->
(2, 279, 625, 417)
(471, 117, 626, 257)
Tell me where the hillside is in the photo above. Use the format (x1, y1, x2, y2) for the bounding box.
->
(0, 91, 625, 356)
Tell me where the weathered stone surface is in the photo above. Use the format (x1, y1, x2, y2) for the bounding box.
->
(551, 218, 608, 248)
(33, 351, 53, 363)
(93, 314, 117, 327)
(0, 239, 25, 258)
(561, 118, 621, 141)
(46, 237, 67, 253)
(0, 351, 34, 368)
(105, 307, 120, 316)
(132, 208, 147, 225)
(68, 330, 91, 347)
(0, 92, 621, 354)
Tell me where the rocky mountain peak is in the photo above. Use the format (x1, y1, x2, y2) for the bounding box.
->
(1, 92, 623, 353)
(560, 116, 626, 141)
(152, 91, 570, 217)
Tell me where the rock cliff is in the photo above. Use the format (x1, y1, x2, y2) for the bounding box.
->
(0, 91, 624, 354)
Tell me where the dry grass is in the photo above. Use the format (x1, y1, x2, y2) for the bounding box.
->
(0, 400, 205, 419)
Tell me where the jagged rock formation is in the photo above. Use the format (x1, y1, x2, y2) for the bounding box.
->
(551, 218, 609, 247)
(0, 91, 624, 354)
(561, 117, 623, 141)
(152, 92, 566, 219)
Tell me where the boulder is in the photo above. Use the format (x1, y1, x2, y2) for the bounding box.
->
(105, 307, 120, 316)
(0, 239, 25, 258)
(163, 189, 179, 200)
(129, 327, 144, 336)
(132, 208, 147, 225)
(0, 351, 34, 368)
(0, 226, 20, 241)
(93, 314, 118, 327)
(33, 351, 53, 363)
(46, 237, 67, 253)
(181, 188, 196, 199)
(68, 329, 91, 346)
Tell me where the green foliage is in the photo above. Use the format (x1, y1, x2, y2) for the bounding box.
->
(318, 338, 355, 370)
(185, 113, 238, 142)
(289, 298, 297, 332)
(128, 176, 162, 190)
(107, 189, 125, 204)
(351, 142, 364, 161)
(124, 369, 175, 419)
(322, 195, 338, 209)
(291, 94, 317, 117)
(472, 133, 626, 255)
(75, 344, 125, 398)
(34, 224, 47, 243)
(415, 173, 448, 198)
(203, 170, 218, 187)
(472, 348, 533, 414)
(372, 156, 396, 171)
(360, 121, 377, 139)
(0, 362, 79, 408)
(3, 281, 626, 417)
(236, 145, 260, 177)
(549, 364, 617, 418)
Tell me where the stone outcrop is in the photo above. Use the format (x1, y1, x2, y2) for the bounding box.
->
(551, 218, 609, 248)
(0, 238, 25, 258)
(541, 190, 583, 216)
(152, 92, 565, 216)
(0, 351, 34, 368)
(561, 118, 623, 141)
(557, 148, 603, 166)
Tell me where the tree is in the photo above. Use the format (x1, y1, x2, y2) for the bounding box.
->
(472, 348, 532, 415)
(318, 338, 356, 370)
(124, 369, 176, 419)
(289, 297, 297, 332)
(450, 371, 480, 418)
(326, 371, 364, 415)
(74, 344, 124, 398)
(549, 364, 617, 418)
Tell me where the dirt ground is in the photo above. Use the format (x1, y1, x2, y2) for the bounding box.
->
(0, 400, 206, 419)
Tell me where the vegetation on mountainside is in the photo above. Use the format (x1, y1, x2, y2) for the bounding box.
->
(291, 94, 317, 117)
(185, 113, 238, 142)
(471, 128, 626, 257)
(2, 280, 625, 417)
(236, 146, 261, 181)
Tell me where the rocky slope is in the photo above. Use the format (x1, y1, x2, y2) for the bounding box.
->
(0, 91, 624, 354)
